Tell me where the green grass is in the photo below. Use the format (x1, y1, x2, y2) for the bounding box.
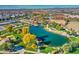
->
(70, 37, 79, 42)
(69, 48, 79, 54)
(17, 42, 25, 47)
(0, 30, 7, 35)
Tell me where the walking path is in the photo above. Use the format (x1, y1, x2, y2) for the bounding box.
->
(0, 49, 44, 54)
(45, 27, 68, 37)
(0, 38, 8, 45)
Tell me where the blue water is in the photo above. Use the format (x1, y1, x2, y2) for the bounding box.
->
(0, 5, 79, 9)
(30, 25, 68, 46)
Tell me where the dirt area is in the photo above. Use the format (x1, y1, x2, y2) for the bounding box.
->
(50, 20, 66, 25)
(66, 21, 79, 31)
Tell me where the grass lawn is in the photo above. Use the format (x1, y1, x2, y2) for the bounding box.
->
(70, 37, 79, 42)
(69, 48, 79, 54)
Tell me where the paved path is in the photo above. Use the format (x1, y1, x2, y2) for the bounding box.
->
(0, 20, 16, 26)
(0, 26, 5, 31)
(0, 49, 40, 54)
(0, 38, 10, 45)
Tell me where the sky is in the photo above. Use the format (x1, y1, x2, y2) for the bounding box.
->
(0, 5, 79, 9)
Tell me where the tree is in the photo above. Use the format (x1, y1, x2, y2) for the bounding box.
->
(14, 28, 21, 34)
(70, 41, 78, 48)
(65, 18, 70, 25)
(21, 26, 29, 36)
(62, 44, 72, 54)
(56, 24, 62, 30)
(22, 33, 36, 50)
(76, 37, 79, 45)
(0, 42, 12, 51)
(23, 33, 36, 44)
(5, 25, 13, 32)
(51, 21, 57, 28)
(0, 37, 2, 41)
(31, 44, 37, 49)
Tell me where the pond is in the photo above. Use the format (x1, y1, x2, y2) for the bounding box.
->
(30, 25, 68, 47)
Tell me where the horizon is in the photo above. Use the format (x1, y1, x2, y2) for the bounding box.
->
(0, 5, 79, 9)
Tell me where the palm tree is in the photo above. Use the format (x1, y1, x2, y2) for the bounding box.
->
(62, 43, 72, 54)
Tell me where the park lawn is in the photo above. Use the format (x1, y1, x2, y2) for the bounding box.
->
(17, 42, 25, 47)
(13, 34, 22, 39)
(0, 30, 7, 35)
(69, 48, 79, 54)
(70, 37, 78, 42)
(24, 51, 35, 54)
